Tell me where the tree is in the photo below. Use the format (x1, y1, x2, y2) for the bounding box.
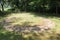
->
(0, 0, 60, 14)
(0, 0, 4, 11)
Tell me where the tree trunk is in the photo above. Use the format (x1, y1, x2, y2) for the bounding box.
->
(1, 4, 4, 11)
(56, 6, 57, 15)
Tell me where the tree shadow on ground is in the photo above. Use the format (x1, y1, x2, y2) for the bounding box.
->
(0, 10, 23, 17)
(29, 12, 60, 18)
(0, 11, 12, 17)
(49, 33, 60, 40)
(0, 30, 60, 40)
(0, 10, 60, 18)
(0, 31, 26, 40)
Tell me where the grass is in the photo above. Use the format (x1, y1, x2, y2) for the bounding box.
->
(0, 12, 60, 40)
(49, 17, 60, 33)
(5, 12, 44, 26)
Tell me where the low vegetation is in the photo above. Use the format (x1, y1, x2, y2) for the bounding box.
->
(0, 12, 60, 40)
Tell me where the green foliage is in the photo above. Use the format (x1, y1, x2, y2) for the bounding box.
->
(0, 0, 60, 13)
(6, 0, 60, 13)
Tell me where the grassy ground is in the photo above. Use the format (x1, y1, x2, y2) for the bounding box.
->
(0, 12, 60, 40)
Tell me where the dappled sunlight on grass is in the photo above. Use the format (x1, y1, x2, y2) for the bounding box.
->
(0, 12, 60, 40)
(4, 12, 60, 33)
(48, 17, 60, 33)
(5, 12, 44, 26)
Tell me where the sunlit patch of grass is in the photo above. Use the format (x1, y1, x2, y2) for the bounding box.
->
(48, 17, 60, 33)
(6, 12, 43, 26)
(0, 12, 60, 40)
(0, 12, 60, 32)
